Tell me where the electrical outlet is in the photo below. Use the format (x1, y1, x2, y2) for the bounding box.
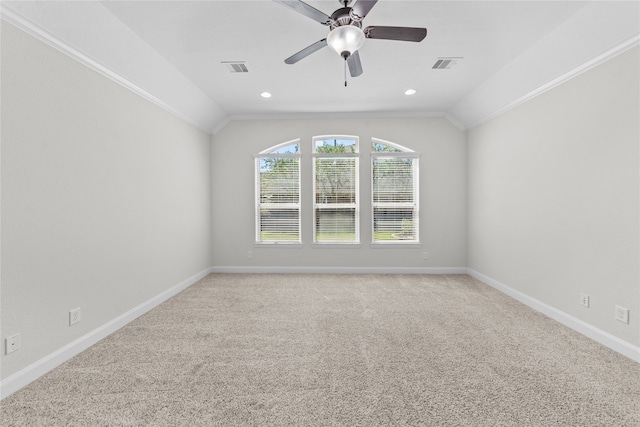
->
(5, 334, 20, 355)
(423, 251, 429, 260)
(579, 293, 590, 308)
(615, 306, 629, 324)
(69, 308, 81, 326)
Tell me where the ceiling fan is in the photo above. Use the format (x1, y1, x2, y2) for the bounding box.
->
(274, 0, 427, 79)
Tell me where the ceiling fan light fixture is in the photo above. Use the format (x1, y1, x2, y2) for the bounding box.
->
(327, 25, 365, 58)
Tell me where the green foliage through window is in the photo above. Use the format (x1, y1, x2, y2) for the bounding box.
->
(372, 139, 418, 243)
(314, 136, 359, 243)
(255, 140, 301, 243)
(255, 136, 418, 245)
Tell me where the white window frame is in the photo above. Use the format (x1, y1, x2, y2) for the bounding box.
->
(254, 139, 302, 246)
(371, 138, 420, 246)
(312, 135, 360, 246)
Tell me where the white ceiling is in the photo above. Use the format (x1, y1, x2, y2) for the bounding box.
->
(2, 1, 639, 133)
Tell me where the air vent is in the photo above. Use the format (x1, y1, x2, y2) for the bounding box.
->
(432, 57, 462, 70)
(221, 61, 249, 73)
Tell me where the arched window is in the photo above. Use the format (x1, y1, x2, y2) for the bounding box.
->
(371, 138, 419, 243)
(254, 140, 301, 244)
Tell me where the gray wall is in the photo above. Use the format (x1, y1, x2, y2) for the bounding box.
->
(2, 16, 638, 388)
(467, 46, 640, 346)
(1, 22, 212, 379)
(211, 117, 467, 271)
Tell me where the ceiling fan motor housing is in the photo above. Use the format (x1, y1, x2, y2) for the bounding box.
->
(330, 7, 362, 30)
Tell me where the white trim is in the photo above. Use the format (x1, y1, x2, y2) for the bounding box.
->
(0, 8, 213, 135)
(0, 267, 213, 400)
(228, 111, 451, 121)
(465, 35, 640, 130)
(4, 266, 634, 400)
(254, 243, 304, 249)
(312, 152, 359, 158)
(369, 243, 422, 249)
(3, 1, 635, 136)
(370, 152, 420, 159)
(467, 269, 640, 364)
(224, 112, 464, 133)
(210, 266, 467, 275)
(311, 244, 363, 249)
(211, 116, 232, 135)
(257, 138, 301, 156)
(371, 137, 415, 153)
(442, 113, 466, 132)
(254, 153, 300, 159)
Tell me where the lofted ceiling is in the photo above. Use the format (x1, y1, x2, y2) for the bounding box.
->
(2, 1, 639, 134)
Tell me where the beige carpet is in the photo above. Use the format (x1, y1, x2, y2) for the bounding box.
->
(1, 273, 639, 426)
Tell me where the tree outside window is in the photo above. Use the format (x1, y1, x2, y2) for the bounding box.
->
(313, 137, 359, 243)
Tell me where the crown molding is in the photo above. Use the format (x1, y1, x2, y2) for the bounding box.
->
(464, 34, 640, 130)
(215, 111, 465, 134)
(1, 4, 219, 135)
(3, 1, 636, 137)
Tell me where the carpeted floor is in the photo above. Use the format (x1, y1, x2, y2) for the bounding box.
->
(1, 273, 639, 426)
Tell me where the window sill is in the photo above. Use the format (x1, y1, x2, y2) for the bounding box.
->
(254, 242, 304, 249)
(312, 243, 362, 249)
(370, 242, 422, 249)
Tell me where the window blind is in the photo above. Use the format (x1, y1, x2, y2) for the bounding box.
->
(256, 155, 300, 243)
(313, 142, 359, 243)
(372, 155, 418, 243)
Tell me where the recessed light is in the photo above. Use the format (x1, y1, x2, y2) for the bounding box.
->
(261, 92, 272, 98)
(405, 89, 417, 96)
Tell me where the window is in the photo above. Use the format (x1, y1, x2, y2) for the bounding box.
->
(371, 139, 419, 243)
(254, 140, 301, 244)
(313, 136, 359, 243)
(255, 136, 418, 246)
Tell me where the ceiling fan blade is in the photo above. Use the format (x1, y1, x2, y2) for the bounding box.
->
(347, 51, 363, 77)
(273, 0, 332, 25)
(284, 39, 328, 64)
(364, 26, 427, 42)
(351, 0, 378, 20)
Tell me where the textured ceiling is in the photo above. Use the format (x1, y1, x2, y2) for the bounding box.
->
(3, 1, 639, 133)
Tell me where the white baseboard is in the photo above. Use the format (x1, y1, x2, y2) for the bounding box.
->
(0, 267, 212, 400)
(4, 267, 635, 400)
(210, 266, 468, 275)
(467, 269, 640, 363)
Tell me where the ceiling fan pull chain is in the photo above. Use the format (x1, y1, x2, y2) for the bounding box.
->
(344, 58, 348, 87)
